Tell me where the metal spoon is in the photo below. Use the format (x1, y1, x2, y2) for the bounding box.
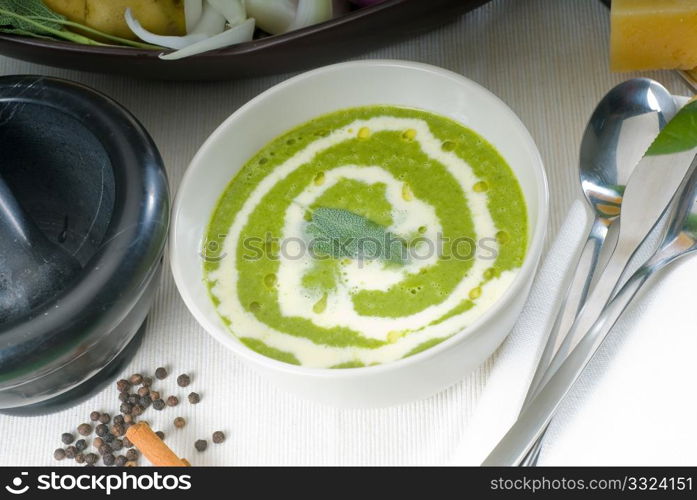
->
(527, 79, 677, 397)
(484, 150, 697, 465)
(517, 80, 677, 465)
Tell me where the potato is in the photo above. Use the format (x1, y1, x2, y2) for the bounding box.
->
(43, 0, 86, 24)
(43, 0, 186, 40)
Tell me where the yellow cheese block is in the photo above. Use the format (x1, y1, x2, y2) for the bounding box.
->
(611, 0, 697, 71)
(43, 0, 186, 41)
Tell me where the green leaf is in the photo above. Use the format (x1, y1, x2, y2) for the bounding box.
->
(0, 27, 54, 40)
(0, 0, 62, 32)
(0, 0, 161, 49)
(646, 100, 697, 156)
(306, 207, 407, 265)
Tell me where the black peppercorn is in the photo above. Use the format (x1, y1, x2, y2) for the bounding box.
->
(194, 440, 207, 452)
(93, 437, 104, 449)
(123, 414, 134, 425)
(212, 431, 225, 444)
(77, 423, 92, 436)
(75, 439, 87, 452)
(115, 455, 127, 467)
(173, 417, 186, 429)
(155, 367, 167, 380)
(65, 446, 78, 459)
(176, 374, 191, 387)
(120, 402, 133, 415)
(95, 424, 109, 437)
(150, 390, 160, 401)
(75, 453, 85, 464)
(111, 439, 123, 451)
(98, 413, 110, 424)
(103, 453, 115, 466)
(152, 399, 165, 411)
(125, 449, 139, 461)
(166, 396, 179, 407)
(111, 424, 125, 437)
(188, 392, 201, 404)
(85, 453, 98, 465)
(116, 379, 130, 392)
(129, 374, 143, 385)
(103, 433, 115, 443)
(140, 395, 152, 408)
(136, 387, 149, 398)
(127, 394, 139, 405)
(142, 376, 153, 387)
(98, 443, 112, 456)
(131, 404, 144, 417)
(155, 431, 165, 440)
(53, 449, 66, 461)
(90, 411, 101, 422)
(122, 437, 133, 448)
(118, 392, 128, 402)
(113, 415, 125, 426)
(61, 433, 75, 445)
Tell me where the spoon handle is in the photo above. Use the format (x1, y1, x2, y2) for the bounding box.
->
(517, 241, 676, 466)
(482, 264, 654, 465)
(517, 217, 611, 467)
(534, 148, 697, 396)
(530, 238, 628, 398)
(485, 227, 697, 466)
(523, 215, 610, 406)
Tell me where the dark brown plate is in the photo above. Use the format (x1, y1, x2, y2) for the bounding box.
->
(0, 0, 491, 81)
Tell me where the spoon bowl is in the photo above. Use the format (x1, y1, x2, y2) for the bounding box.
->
(518, 79, 677, 465)
(580, 79, 676, 219)
(529, 79, 677, 393)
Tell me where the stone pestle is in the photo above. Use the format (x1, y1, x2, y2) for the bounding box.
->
(0, 174, 82, 324)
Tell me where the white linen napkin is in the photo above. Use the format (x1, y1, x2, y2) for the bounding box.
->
(451, 199, 697, 465)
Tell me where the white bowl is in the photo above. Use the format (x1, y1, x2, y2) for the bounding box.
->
(171, 60, 548, 408)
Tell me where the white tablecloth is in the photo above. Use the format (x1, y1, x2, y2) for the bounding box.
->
(0, 0, 691, 466)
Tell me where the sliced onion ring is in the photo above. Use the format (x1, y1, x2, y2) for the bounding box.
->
(184, 0, 203, 32)
(288, 0, 333, 31)
(207, 0, 246, 27)
(188, 2, 227, 35)
(124, 8, 208, 49)
(245, 0, 296, 35)
(160, 18, 256, 60)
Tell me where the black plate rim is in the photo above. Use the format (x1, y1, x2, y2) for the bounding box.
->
(0, 0, 411, 60)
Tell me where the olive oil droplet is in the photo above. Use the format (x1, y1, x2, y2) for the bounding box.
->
(473, 181, 489, 193)
(442, 141, 456, 152)
(496, 230, 510, 244)
(313, 293, 328, 314)
(264, 273, 277, 288)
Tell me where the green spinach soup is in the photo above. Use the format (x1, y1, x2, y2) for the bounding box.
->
(204, 106, 527, 368)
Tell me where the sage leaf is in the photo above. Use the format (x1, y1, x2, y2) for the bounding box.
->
(646, 100, 697, 156)
(306, 207, 407, 265)
(0, 0, 62, 33)
(0, 0, 161, 49)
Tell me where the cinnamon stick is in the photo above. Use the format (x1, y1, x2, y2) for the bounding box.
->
(125, 422, 189, 467)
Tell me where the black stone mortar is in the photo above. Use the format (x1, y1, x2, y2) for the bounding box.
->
(0, 76, 169, 414)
